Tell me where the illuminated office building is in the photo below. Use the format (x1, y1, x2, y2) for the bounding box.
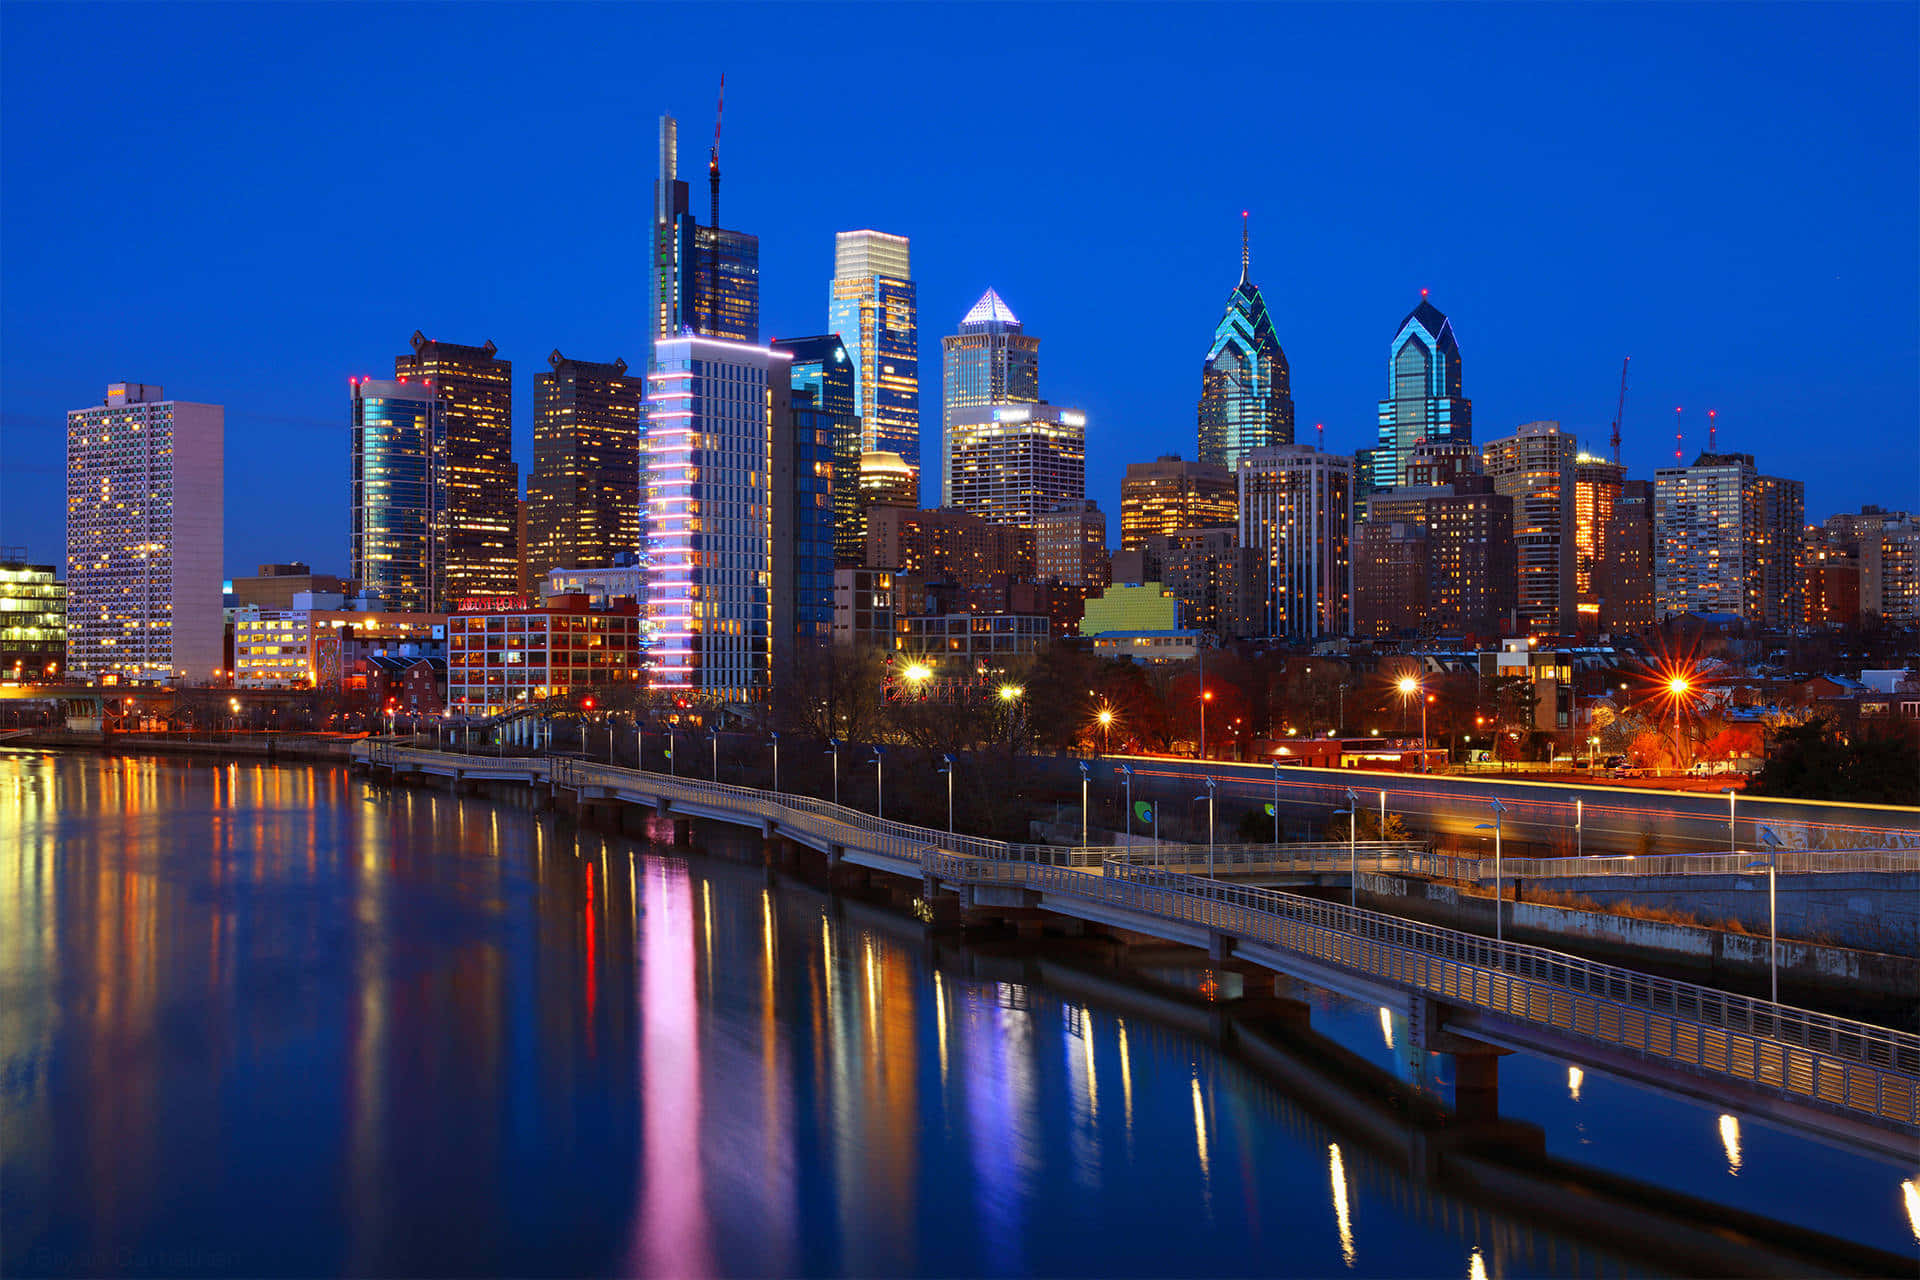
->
(351, 377, 446, 614)
(526, 350, 644, 578)
(947, 402, 1086, 530)
(1599, 480, 1654, 633)
(447, 596, 641, 717)
(772, 342, 842, 654)
(859, 451, 919, 512)
(1238, 445, 1352, 638)
(0, 551, 67, 681)
(1572, 453, 1626, 632)
(644, 336, 791, 702)
(651, 114, 760, 353)
(830, 230, 919, 476)
(1034, 500, 1109, 588)
(1483, 421, 1578, 634)
(65, 383, 223, 683)
(394, 333, 517, 603)
(1372, 294, 1471, 491)
(1653, 452, 1803, 628)
(941, 287, 1039, 504)
(1198, 219, 1293, 471)
(773, 335, 863, 567)
(1119, 455, 1237, 550)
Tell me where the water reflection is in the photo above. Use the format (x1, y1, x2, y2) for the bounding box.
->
(3, 754, 1913, 1278)
(1718, 1114, 1743, 1177)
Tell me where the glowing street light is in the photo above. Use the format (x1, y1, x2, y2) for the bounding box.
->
(1095, 705, 1115, 755)
(1396, 675, 1430, 771)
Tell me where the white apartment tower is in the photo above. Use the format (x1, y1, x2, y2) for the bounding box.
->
(65, 383, 224, 682)
(946, 402, 1086, 530)
(1653, 451, 1804, 628)
(1238, 444, 1353, 638)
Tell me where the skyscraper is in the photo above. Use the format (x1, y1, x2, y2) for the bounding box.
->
(1119, 455, 1238, 550)
(1373, 293, 1471, 491)
(1034, 500, 1110, 588)
(1483, 421, 1577, 634)
(1598, 479, 1654, 633)
(1653, 452, 1804, 629)
(947, 402, 1087, 529)
(351, 377, 445, 613)
(1198, 218, 1293, 471)
(1572, 453, 1626, 632)
(651, 114, 760, 354)
(829, 230, 918, 473)
(644, 336, 790, 702)
(526, 350, 644, 578)
(941, 287, 1039, 504)
(772, 335, 862, 566)
(65, 383, 223, 682)
(1359, 475, 1515, 639)
(1238, 445, 1352, 638)
(394, 333, 517, 603)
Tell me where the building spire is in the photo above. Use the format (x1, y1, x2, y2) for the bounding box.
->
(1240, 210, 1250, 282)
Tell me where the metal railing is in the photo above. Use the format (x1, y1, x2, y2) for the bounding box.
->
(1426, 848, 1920, 883)
(358, 744, 1920, 1130)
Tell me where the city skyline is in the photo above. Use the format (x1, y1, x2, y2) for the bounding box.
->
(3, 4, 1916, 575)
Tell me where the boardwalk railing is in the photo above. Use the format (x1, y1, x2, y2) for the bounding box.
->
(361, 744, 1920, 1132)
(1426, 849, 1920, 882)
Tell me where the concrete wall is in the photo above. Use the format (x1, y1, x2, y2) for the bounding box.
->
(1524, 871, 1920, 956)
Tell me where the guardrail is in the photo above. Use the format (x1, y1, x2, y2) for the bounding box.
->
(360, 743, 1920, 1131)
(1426, 849, 1920, 883)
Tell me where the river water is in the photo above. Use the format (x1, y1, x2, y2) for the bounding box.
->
(2, 754, 1913, 1276)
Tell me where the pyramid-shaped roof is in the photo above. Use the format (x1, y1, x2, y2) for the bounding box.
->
(1397, 297, 1459, 355)
(961, 288, 1020, 327)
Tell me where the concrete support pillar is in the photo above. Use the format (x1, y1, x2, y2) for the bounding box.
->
(1207, 930, 1236, 964)
(1453, 1050, 1502, 1124)
(673, 818, 693, 847)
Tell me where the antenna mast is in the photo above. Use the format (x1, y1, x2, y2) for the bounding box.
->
(1608, 356, 1629, 466)
(1673, 407, 1684, 465)
(705, 74, 724, 335)
(1707, 408, 1717, 453)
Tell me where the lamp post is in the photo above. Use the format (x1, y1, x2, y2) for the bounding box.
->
(1397, 675, 1430, 771)
(1587, 734, 1601, 772)
(1198, 686, 1213, 760)
(711, 730, 720, 782)
(1569, 795, 1583, 859)
(1666, 674, 1693, 774)
(1097, 706, 1114, 756)
(1475, 797, 1509, 945)
(940, 754, 955, 834)
(827, 738, 841, 807)
(769, 731, 780, 793)
(1754, 826, 1782, 1002)
(666, 727, 676, 776)
(1344, 787, 1359, 907)
(1079, 760, 1090, 847)
(1722, 785, 1738, 854)
(1196, 777, 1216, 877)
(1378, 789, 1387, 841)
(871, 746, 885, 820)
(1271, 758, 1282, 845)
(1119, 763, 1134, 850)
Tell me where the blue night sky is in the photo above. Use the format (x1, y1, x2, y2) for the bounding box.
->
(3, 2, 1915, 576)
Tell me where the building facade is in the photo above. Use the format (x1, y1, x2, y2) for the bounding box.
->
(864, 505, 1033, 587)
(66, 383, 224, 683)
(1118, 455, 1237, 550)
(644, 336, 790, 702)
(1572, 454, 1626, 631)
(1353, 520, 1430, 639)
(947, 402, 1086, 529)
(773, 335, 863, 567)
(1034, 500, 1109, 588)
(1653, 451, 1804, 629)
(829, 231, 918, 476)
(0, 551, 66, 681)
(526, 350, 643, 578)
(1198, 222, 1293, 471)
(234, 607, 443, 689)
(1483, 421, 1577, 634)
(1597, 479, 1655, 633)
(651, 115, 760, 352)
(351, 377, 446, 613)
(1146, 527, 1262, 639)
(395, 333, 518, 603)
(895, 613, 1049, 663)
(941, 288, 1040, 505)
(1861, 520, 1919, 627)
(446, 596, 642, 717)
(859, 451, 919, 512)
(1359, 476, 1515, 639)
(1372, 295, 1470, 491)
(228, 562, 347, 612)
(1238, 445, 1352, 639)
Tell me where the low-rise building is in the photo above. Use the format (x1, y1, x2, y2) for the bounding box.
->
(234, 602, 443, 688)
(540, 555, 646, 607)
(0, 549, 66, 681)
(446, 595, 642, 717)
(360, 653, 446, 716)
(893, 612, 1049, 663)
(1477, 636, 1573, 733)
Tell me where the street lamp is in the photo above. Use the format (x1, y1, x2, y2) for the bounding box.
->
(1568, 795, 1583, 859)
(1344, 787, 1359, 907)
(769, 730, 780, 793)
(710, 729, 721, 782)
(1665, 673, 1694, 773)
(1397, 675, 1429, 772)
(871, 745, 885, 820)
(1119, 763, 1134, 850)
(1195, 776, 1216, 877)
(1475, 798, 1509, 945)
(1753, 826, 1782, 1002)
(1096, 706, 1115, 755)
(1270, 758, 1282, 845)
(1198, 686, 1214, 760)
(1721, 784, 1738, 854)
(1079, 760, 1090, 847)
(1588, 734, 1601, 772)
(827, 738, 841, 807)
(940, 754, 956, 834)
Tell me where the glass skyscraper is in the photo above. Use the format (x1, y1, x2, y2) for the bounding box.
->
(394, 332, 517, 603)
(351, 377, 445, 613)
(1198, 221, 1293, 472)
(941, 288, 1040, 506)
(1373, 294, 1471, 491)
(651, 114, 760, 354)
(828, 230, 918, 475)
(773, 335, 862, 567)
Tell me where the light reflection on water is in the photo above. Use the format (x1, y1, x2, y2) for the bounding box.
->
(1, 754, 1912, 1277)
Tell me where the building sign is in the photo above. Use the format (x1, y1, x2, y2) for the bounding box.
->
(457, 594, 527, 613)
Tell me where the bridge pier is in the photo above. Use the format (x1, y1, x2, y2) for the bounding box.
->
(672, 817, 693, 847)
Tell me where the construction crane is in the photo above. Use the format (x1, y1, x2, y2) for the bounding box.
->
(1608, 356, 1630, 466)
(704, 75, 724, 335)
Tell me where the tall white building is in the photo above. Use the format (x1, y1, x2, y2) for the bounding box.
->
(644, 336, 792, 702)
(65, 383, 223, 683)
(1238, 445, 1352, 638)
(1653, 451, 1804, 628)
(940, 288, 1039, 505)
(947, 402, 1086, 530)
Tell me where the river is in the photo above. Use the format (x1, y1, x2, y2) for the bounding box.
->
(2, 753, 1913, 1276)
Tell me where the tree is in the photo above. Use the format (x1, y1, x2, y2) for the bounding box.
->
(1753, 718, 1920, 805)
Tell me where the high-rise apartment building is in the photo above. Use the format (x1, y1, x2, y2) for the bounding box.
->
(1572, 454, 1626, 632)
(864, 506, 1033, 587)
(1361, 476, 1515, 638)
(1372, 295, 1471, 491)
(773, 335, 862, 566)
(830, 230, 918, 478)
(775, 349, 842, 654)
(351, 377, 446, 613)
(1652, 451, 1804, 628)
(1862, 521, 1920, 627)
(1118, 455, 1238, 550)
(394, 333, 517, 603)
(1238, 445, 1352, 638)
(65, 383, 224, 683)
(1803, 525, 1860, 630)
(1483, 422, 1577, 634)
(1147, 526, 1262, 639)
(1034, 500, 1110, 588)
(644, 336, 790, 702)
(1198, 221, 1293, 471)
(526, 350, 643, 579)
(1353, 521, 1430, 639)
(947, 402, 1086, 529)
(1597, 480, 1655, 634)
(651, 115, 760, 352)
(941, 288, 1039, 505)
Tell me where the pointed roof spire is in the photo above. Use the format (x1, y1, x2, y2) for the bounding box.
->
(961, 287, 1020, 327)
(1240, 211, 1250, 282)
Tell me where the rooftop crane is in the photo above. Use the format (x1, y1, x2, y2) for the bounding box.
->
(1608, 356, 1630, 466)
(704, 75, 724, 335)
